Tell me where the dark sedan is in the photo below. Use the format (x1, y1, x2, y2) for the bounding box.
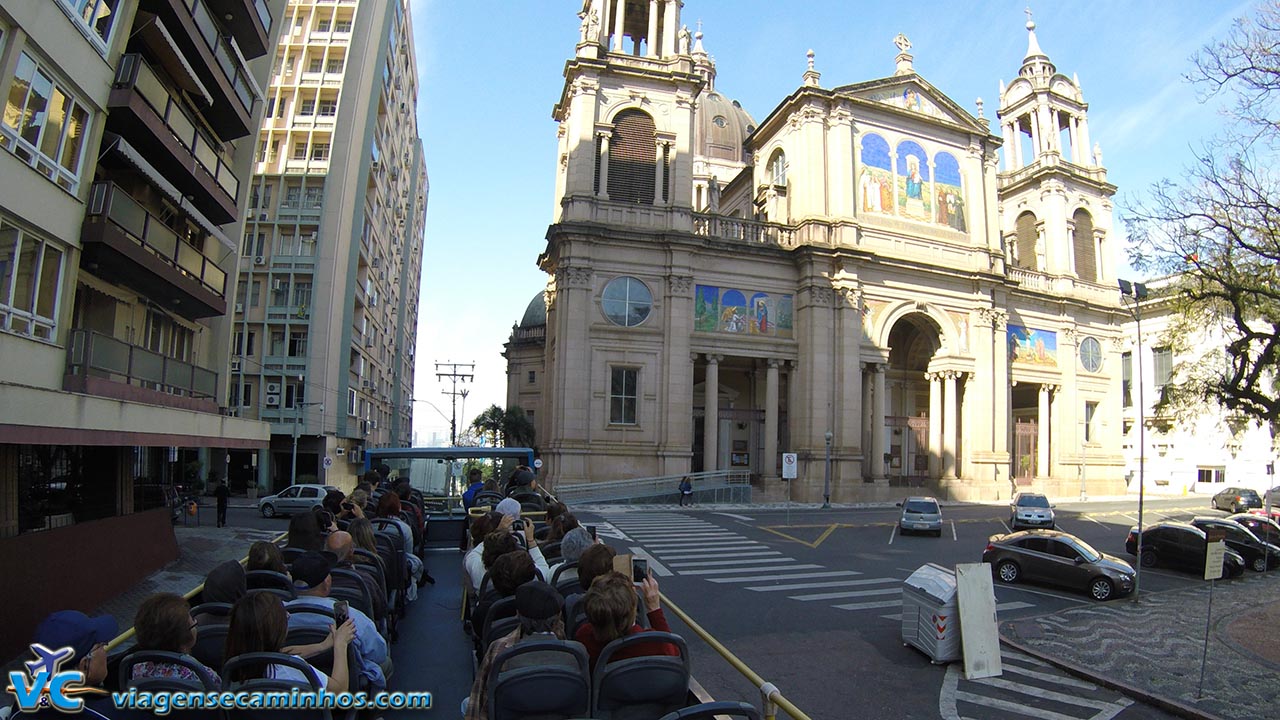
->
(1211, 487, 1263, 513)
(1189, 517, 1280, 572)
(983, 530, 1135, 601)
(1226, 512, 1280, 546)
(1125, 522, 1245, 578)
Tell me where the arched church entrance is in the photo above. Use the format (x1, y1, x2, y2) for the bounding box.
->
(883, 314, 943, 486)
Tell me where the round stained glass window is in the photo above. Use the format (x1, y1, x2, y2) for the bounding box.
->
(601, 277, 652, 327)
(1079, 336, 1102, 373)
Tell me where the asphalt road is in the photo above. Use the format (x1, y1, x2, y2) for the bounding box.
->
(577, 497, 1230, 720)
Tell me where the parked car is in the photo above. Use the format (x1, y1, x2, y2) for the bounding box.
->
(1246, 506, 1280, 522)
(258, 484, 339, 518)
(1211, 487, 1263, 513)
(982, 530, 1134, 601)
(1189, 517, 1280, 572)
(1125, 522, 1245, 578)
(1010, 492, 1055, 530)
(1266, 486, 1280, 507)
(897, 496, 943, 536)
(1226, 512, 1280, 546)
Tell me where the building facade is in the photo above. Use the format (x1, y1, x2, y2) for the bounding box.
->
(0, 0, 282, 659)
(1120, 285, 1278, 497)
(507, 2, 1129, 502)
(231, 0, 427, 493)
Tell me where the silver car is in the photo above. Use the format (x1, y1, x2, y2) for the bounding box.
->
(898, 496, 943, 536)
(258, 484, 338, 518)
(1010, 492, 1055, 530)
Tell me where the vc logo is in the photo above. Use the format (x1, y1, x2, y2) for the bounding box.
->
(5, 644, 104, 713)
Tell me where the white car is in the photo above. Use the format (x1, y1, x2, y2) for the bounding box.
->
(258, 484, 338, 518)
(897, 496, 943, 536)
(1011, 492, 1056, 530)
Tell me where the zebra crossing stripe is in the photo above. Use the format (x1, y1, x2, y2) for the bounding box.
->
(668, 556, 794, 567)
(680, 563, 822, 576)
(789, 587, 901, 601)
(833, 599, 901, 611)
(969, 676, 1127, 711)
(1000, 662, 1100, 690)
(879, 600, 1035, 621)
(953, 691, 1087, 720)
(640, 539, 757, 547)
(745, 577, 887, 592)
(707, 571, 860, 583)
(656, 549, 782, 560)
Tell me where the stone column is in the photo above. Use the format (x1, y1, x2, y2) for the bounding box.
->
(871, 364, 887, 481)
(661, 0, 677, 56)
(653, 141, 666, 204)
(612, 0, 626, 52)
(703, 354, 720, 472)
(943, 371, 960, 479)
(596, 131, 611, 198)
(862, 366, 874, 477)
(992, 310, 1010, 469)
(646, 0, 659, 57)
(928, 372, 942, 478)
(764, 359, 780, 478)
(1037, 384, 1051, 477)
(837, 287, 862, 452)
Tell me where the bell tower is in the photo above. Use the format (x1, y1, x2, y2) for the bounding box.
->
(996, 14, 1116, 286)
(551, 0, 703, 226)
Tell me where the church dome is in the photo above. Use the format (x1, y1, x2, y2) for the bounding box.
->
(695, 91, 755, 163)
(519, 292, 546, 328)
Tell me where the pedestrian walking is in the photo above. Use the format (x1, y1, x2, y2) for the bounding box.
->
(678, 476, 693, 506)
(214, 477, 230, 528)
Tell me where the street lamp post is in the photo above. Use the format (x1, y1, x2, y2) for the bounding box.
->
(823, 431, 833, 509)
(291, 398, 323, 486)
(1119, 278, 1149, 601)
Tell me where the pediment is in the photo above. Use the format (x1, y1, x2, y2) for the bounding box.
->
(836, 75, 986, 133)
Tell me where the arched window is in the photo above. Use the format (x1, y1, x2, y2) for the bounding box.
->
(768, 149, 787, 186)
(1015, 211, 1038, 271)
(1072, 209, 1097, 283)
(607, 109, 656, 204)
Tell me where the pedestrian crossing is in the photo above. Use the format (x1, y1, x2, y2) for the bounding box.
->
(602, 512, 1042, 622)
(940, 647, 1133, 720)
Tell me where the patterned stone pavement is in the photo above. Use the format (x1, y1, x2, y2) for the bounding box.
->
(1000, 572, 1280, 720)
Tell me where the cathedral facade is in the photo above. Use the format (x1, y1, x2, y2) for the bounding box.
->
(505, 0, 1128, 502)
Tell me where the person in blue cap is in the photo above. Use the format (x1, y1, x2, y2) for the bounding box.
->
(1, 611, 118, 718)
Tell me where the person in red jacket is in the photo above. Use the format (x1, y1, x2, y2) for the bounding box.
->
(573, 571, 679, 671)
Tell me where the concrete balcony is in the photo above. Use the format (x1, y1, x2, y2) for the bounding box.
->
(109, 54, 241, 222)
(64, 329, 220, 413)
(82, 182, 227, 319)
(203, 0, 273, 57)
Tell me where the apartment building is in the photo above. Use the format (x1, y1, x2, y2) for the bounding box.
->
(231, 0, 426, 492)
(0, 0, 283, 658)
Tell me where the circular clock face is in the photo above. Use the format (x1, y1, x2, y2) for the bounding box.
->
(1079, 336, 1102, 372)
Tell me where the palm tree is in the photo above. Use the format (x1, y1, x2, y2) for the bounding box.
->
(470, 405, 506, 447)
(502, 406, 536, 448)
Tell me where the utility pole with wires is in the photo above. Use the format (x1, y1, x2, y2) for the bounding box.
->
(435, 361, 474, 446)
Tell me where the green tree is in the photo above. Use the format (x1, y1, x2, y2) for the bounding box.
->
(502, 406, 536, 448)
(470, 405, 506, 447)
(1126, 1, 1280, 436)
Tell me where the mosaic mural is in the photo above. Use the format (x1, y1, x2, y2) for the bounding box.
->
(857, 135, 966, 231)
(1008, 324, 1058, 366)
(695, 285, 794, 338)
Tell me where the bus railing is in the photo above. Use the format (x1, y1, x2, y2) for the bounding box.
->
(661, 591, 813, 720)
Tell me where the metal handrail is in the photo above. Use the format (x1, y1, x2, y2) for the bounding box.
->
(661, 593, 812, 720)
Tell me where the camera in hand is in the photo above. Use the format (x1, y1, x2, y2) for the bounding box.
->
(333, 599, 349, 627)
(341, 502, 354, 511)
(512, 519, 525, 531)
(631, 558, 648, 583)
(588, 525, 597, 541)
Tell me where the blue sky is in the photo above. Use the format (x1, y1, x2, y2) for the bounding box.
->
(406, 0, 1254, 443)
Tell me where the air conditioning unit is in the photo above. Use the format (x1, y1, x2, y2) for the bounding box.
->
(235, 302, 244, 313)
(230, 359, 242, 372)
(348, 447, 363, 463)
(254, 256, 265, 265)
(266, 393, 280, 406)
(266, 382, 281, 394)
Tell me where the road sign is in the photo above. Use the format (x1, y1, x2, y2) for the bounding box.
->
(322, 456, 333, 469)
(1204, 528, 1227, 580)
(533, 458, 543, 469)
(782, 453, 798, 480)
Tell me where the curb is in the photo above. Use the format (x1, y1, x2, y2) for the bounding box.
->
(997, 633, 1227, 720)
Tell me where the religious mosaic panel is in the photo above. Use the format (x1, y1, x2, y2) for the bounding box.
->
(695, 285, 793, 338)
(1008, 324, 1058, 366)
(897, 140, 931, 221)
(858, 133, 892, 216)
(933, 151, 966, 231)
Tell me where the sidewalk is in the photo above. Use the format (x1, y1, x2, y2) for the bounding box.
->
(1000, 571, 1280, 720)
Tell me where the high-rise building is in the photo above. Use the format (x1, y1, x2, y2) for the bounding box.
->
(231, 0, 426, 492)
(508, 3, 1128, 502)
(0, 0, 283, 658)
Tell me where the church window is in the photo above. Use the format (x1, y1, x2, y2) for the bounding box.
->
(1014, 211, 1038, 271)
(1079, 337, 1102, 373)
(1122, 352, 1132, 407)
(768, 149, 787, 186)
(607, 109, 657, 204)
(609, 367, 638, 425)
(601, 276, 652, 327)
(1072, 209, 1097, 283)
